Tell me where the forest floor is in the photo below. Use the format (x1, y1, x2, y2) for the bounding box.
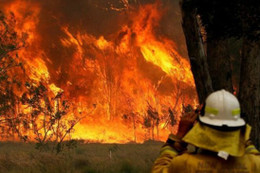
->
(0, 140, 163, 173)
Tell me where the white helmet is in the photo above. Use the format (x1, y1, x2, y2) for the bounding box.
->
(199, 89, 245, 127)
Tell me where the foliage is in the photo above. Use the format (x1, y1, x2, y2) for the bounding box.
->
(20, 82, 81, 153)
(182, 104, 193, 114)
(0, 11, 82, 153)
(143, 103, 160, 140)
(0, 11, 23, 59)
(0, 11, 27, 140)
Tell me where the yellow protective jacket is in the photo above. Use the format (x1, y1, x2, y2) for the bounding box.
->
(152, 123, 260, 173)
(152, 150, 260, 173)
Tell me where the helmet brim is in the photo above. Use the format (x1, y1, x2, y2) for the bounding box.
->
(199, 115, 246, 127)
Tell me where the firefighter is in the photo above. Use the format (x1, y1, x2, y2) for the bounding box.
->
(152, 89, 260, 173)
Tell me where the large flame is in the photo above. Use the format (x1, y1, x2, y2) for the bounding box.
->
(1, 0, 197, 143)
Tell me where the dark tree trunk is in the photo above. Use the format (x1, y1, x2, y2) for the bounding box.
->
(239, 40, 260, 149)
(181, 1, 213, 104)
(132, 115, 136, 142)
(207, 39, 234, 92)
(180, 0, 260, 150)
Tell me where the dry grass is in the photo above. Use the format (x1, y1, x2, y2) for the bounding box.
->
(0, 141, 163, 173)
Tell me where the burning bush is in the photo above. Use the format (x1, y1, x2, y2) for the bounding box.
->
(0, 11, 84, 153)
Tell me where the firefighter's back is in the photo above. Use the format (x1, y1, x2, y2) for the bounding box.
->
(168, 152, 260, 173)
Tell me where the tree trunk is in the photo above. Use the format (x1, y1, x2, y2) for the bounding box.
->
(181, 0, 213, 104)
(156, 121, 159, 140)
(207, 39, 234, 92)
(239, 39, 260, 149)
(133, 115, 136, 142)
(152, 119, 154, 140)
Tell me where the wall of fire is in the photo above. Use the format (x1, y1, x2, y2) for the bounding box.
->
(0, 0, 197, 143)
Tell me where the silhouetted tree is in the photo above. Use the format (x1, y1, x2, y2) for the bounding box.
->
(181, 0, 260, 148)
(21, 82, 81, 153)
(0, 11, 27, 140)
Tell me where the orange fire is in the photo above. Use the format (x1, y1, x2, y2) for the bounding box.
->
(1, 0, 197, 143)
